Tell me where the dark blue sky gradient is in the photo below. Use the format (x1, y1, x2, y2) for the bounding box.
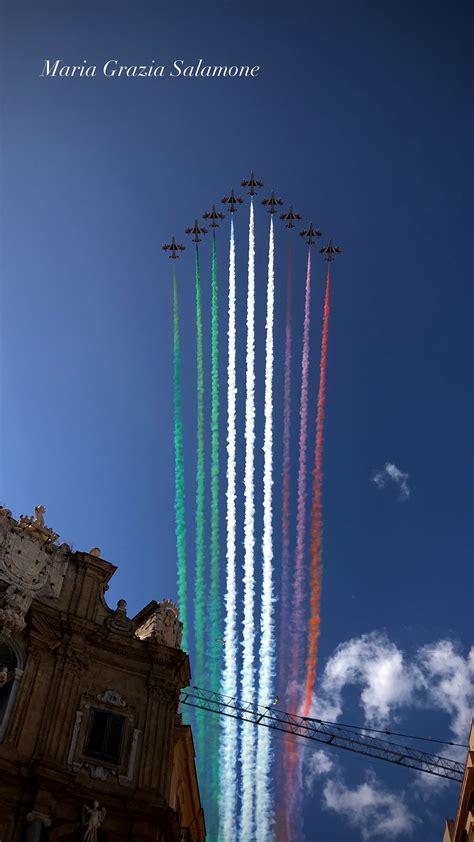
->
(0, 1, 472, 838)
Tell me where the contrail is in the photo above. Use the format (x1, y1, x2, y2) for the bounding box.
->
(240, 200, 256, 842)
(220, 218, 238, 841)
(194, 245, 206, 768)
(303, 264, 331, 717)
(256, 216, 276, 841)
(208, 231, 221, 840)
(173, 272, 187, 650)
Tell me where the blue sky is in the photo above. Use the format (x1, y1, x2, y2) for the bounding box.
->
(0, 0, 472, 838)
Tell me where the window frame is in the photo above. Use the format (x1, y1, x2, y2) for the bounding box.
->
(0, 639, 24, 742)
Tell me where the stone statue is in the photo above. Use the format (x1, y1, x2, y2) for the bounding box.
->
(34, 506, 45, 527)
(0, 585, 32, 638)
(17, 505, 59, 544)
(82, 801, 106, 842)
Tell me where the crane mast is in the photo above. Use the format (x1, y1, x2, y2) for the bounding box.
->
(180, 686, 464, 784)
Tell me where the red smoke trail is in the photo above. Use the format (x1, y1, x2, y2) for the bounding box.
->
(303, 264, 331, 717)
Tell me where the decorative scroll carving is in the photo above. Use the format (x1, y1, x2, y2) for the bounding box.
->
(26, 811, 52, 828)
(85, 764, 110, 781)
(136, 599, 183, 649)
(105, 599, 134, 635)
(96, 689, 127, 707)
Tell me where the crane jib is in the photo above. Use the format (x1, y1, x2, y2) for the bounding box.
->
(179, 687, 465, 784)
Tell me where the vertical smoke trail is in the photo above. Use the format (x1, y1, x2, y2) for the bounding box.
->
(256, 216, 276, 841)
(208, 231, 221, 840)
(276, 239, 292, 841)
(277, 236, 293, 710)
(194, 245, 206, 764)
(173, 272, 188, 650)
(289, 248, 312, 691)
(220, 218, 238, 842)
(240, 200, 256, 842)
(280, 249, 312, 842)
(303, 265, 331, 717)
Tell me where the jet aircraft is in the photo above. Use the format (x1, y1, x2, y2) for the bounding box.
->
(320, 239, 342, 261)
(203, 204, 226, 227)
(221, 189, 244, 212)
(185, 220, 208, 243)
(241, 171, 264, 195)
(261, 190, 284, 213)
(280, 206, 302, 228)
(162, 237, 185, 258)
(299, 223, 322, 245)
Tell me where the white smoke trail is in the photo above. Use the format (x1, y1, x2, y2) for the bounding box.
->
(220, 218, 238, 841)
(256, 216, 276, 841)
(240, 200, 257, 842)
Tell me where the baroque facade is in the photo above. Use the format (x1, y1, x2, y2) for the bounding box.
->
(0, 506, 205, 842)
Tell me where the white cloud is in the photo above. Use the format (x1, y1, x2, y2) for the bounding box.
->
(417, 640, 474, 743)
(303, 632, 473, 838)
(305, 750, 335, 790)
(311, 632, 474, 743)
(372, 462, 410, 501)
(322, 774, 417, 840)
(314, 632, 420, 725)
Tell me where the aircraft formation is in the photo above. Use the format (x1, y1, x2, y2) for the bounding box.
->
(161, 171, 341, 261)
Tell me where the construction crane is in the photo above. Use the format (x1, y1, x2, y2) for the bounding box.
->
(180, 686, 465, 784)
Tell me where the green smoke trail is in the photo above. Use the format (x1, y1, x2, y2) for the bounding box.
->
(193, 245, 206, 767)
(208, 232, 221, 839)
(173, 273, 187, 650)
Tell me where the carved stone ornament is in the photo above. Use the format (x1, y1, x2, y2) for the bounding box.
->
(96, 689, 127, 707)
(26, 811, 52, 828)
(85, 764, 112, 781)
(135, 599, 183, 649)
(0, 586, 32, 638)
(0, 507, 69, 640)
(104, 599, 134, 635)
(17, 505, 59, 544)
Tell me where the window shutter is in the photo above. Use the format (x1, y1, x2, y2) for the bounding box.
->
(85, 709, 124, 763)
(105, 713, 124, 762)
(86, 709, 109, 756)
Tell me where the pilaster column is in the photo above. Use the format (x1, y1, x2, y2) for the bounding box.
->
(25, 812, 51, 842)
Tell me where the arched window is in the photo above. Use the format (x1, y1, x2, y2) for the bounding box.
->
(0, 640, 24, 741)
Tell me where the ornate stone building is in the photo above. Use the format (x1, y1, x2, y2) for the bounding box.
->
(443, 721, 474, 842)
(0, 506, 205, 842)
